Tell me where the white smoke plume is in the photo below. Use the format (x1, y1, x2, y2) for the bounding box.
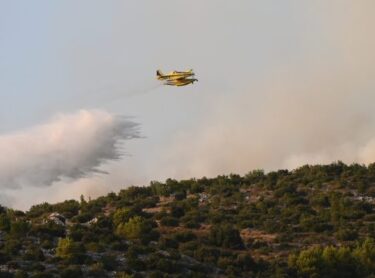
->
(134, 1, 375, 180)
(0, 110, 139, 189)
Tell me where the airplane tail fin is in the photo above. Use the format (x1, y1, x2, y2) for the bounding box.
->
(156, 70, 163, 77)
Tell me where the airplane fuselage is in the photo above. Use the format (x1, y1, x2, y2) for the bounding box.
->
(156, 69, 194, 80)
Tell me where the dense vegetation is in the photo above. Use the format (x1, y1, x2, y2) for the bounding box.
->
(1, 162, 375, 277)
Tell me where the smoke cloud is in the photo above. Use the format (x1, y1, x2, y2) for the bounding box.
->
(155, 66, 375, 179)
(0, 110, 139, 189)
(138, 1, 375, 179)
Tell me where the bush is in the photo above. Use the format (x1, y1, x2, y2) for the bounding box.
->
(236, 253, 255, 271)
(116, 216, 154, 240)
(113, 208, 136, 226)
(31, 221, 65, 237)
(71, 212, 93, 223)
(288, 240, 375, 278)
(126, 246, 146, 271)
(336, 228, 358, 241)
(4, 239, 21, 255)
(27, 202, 52, 218)
(85, 242, 105, 252)
(52, 200, 80, 218)
(14, 271, 28, 278)
(172, 231, 197, 243)
(87, 263, 107, 278)
(174, 191, 187, 201)
(170, 206, 185, 218)
(160, 216, 179, 227)
(0, 214, 10, 232)
(23, 247, 45, 261)
(30, 274, 53, 278)
(156, 258, 180, 273)
(210, 224, 244, 249)
(60, 266, 83, 278)
(110, 241, 128, 251)
(159, 237, 179, 249)
(0, 252, 10, 264)
(184, 220, 201, 229)
(56, 237, 85, 262)
(10, 220, 30, 237)
(101, 255, 118, 271)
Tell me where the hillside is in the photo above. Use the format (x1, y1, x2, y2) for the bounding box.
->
(1, 162, 375, 277)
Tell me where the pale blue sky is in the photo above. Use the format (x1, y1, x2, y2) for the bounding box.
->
(1, 1, 375, 209)
(0, 1, 312, 131)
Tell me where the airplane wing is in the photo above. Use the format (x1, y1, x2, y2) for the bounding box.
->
(161, 75, 189, 81)
(173, 76, 189, 80)
(157, 69, 195, 81)
(166, 70, 194, 77)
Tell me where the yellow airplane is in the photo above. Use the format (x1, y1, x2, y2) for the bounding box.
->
(164, 78, 198, 87)
(156, 69, 194, 81)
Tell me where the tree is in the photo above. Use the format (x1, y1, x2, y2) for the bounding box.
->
(289, 243, 365, 278)
(23, 247, 45, 261)
(60, 266, 83, 278)
(116, 216, 152, 240)
(288, 247, 324, 278)
(209, 224, 244, 249)
(353, 238, 375, 275)
(126, 245, 146, 271)
(27, 202, 52, 218)
(52, 200, 80, 218)
(244, 170, 265, 184)
(160, 216, 179, 227)
(113, 208, 135, 226)
(10, 220, 30, 237)
(56, 237, 85, 262)
(321, 246, 356, 277)
(170, 205, 185, 218)
(0, 214, 10, 232)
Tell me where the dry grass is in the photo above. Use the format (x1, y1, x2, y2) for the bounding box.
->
(240, 228, 277, 243)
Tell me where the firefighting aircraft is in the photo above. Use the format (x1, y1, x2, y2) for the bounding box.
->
(156, 69, 197, 87)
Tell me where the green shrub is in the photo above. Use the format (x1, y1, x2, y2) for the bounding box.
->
(209, 224, 244, 249)
(116, 216, 153, 240)
(60, 266, 83, 278)
(160, 216, 179, 227)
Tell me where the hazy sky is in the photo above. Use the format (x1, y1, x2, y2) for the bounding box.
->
(1, 1, 375, 209)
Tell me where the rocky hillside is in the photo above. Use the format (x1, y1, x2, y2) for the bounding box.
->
(0, 162, 375, 277)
